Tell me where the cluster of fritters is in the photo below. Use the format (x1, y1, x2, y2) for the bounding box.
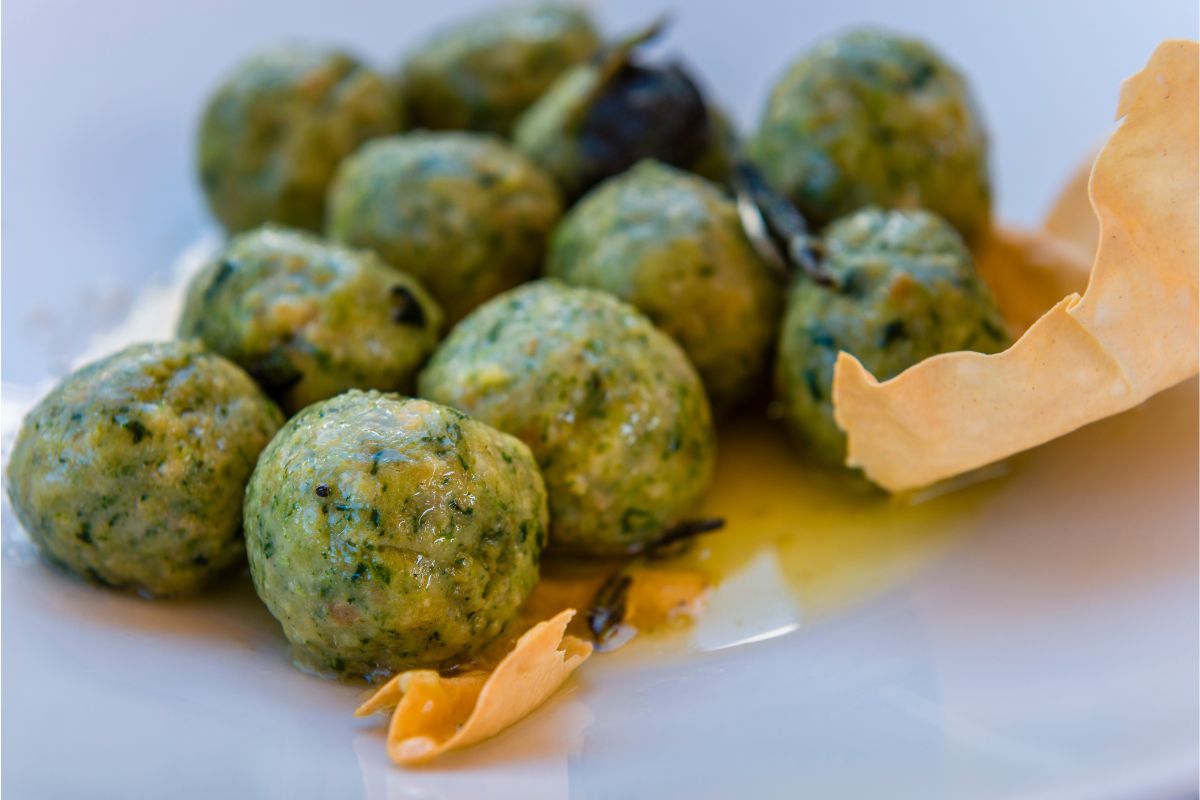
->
(6, 4, 1010, 678)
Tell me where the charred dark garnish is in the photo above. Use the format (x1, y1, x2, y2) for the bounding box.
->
(569, 17, 713, 199)
(645, 516, 725, 559)
(586, 572, 633, 647)
(733, 161, 839, 288)
(586, 517, 724, 646)
(389, 285, 427, 327)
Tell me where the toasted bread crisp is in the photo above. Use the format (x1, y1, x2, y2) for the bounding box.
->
(356, 609, 591, 765)
(974, 226, 1092, 334)
(834, 40, 1199, 492)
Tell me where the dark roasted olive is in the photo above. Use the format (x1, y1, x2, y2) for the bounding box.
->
(568, 63, 712, 198)
(513, 19, 732, 202)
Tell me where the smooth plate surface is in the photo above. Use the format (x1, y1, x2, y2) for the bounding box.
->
(2, 2, 1198, 798)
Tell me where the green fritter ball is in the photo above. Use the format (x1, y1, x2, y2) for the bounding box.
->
(547, 161, 781, 412)
(776, 207, 1010, 465)
(750, 28, 991, 240)
(326, 132, 561, 322)
(178, 226, 442, 416)
(198, 44, 401, 233)
(244, 391, 547, 678)
(399, 3, 600, 135)
(6, 341, 283, 597)
(419, 280, 716, 557)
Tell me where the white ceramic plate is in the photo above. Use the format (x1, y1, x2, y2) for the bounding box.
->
(3, 2, 1197, 798)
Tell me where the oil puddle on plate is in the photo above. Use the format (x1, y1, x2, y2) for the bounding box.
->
(600, 411, 1006, 660)
(1, 231, 1006, 672)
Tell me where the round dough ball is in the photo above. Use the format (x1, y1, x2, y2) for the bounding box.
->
(547, 160, 781, 412)
(327, 132, 561, 322)
(775, 207, 1010, 465)
(5, 341, 283, 596)
(399, 3, 600, 135)
(244, 391, 547, 677)
(750, 28, 991, 241)
(419, 280, 716, 556)
(198, 44, 401, 233)
(178, 225, 443, 416)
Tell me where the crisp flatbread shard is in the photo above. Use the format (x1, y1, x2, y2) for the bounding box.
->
(974, 226, 1093, 334)
(833, 39, 1199, 492)
(1044, 155, 1101, 260)
(355, 609, 591, 765)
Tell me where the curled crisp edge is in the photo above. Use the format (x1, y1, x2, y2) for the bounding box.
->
(973, 225, 1093, 334)
(355, 609, 592, 766)
(833, 39, 1200, 493)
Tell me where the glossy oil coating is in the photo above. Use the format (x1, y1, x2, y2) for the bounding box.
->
(419, 280, 716, 556)
(776, 207, 1009, 464)
(750, 28, 991, 240)
(244, 391, 547, 678)
(547, 161, 780, 412)
(198, 44, 401, 233)
(399, 2, 600, 135)
(178, 226, 442, 416)
(6, 340, 283, 596)
(327, 132, 561, 322)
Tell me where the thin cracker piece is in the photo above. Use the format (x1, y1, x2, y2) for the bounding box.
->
(833, 40, 1199, 492)
(1044, 155, 1101, 259)
(974, 225, 1093, 333)
(356, 609, 592, 765)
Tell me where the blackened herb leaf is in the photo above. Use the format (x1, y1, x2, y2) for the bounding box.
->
(645, 516, 725, 559)
(588, 517, 725, 646)
(732, 161, 839, 288)
(587, 572, 633, 647)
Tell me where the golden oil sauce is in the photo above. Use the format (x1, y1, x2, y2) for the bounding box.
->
(579, 410, 1001, 661)
(696, 412, 993, 614)
(453, 410, 1004, 672)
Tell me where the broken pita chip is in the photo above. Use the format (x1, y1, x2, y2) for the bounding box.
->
(1043, 155, 1101, 259)
(355, 609, 592, 765)
(833, 39, 1199, 492)
(974, 225, 1093, 333)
